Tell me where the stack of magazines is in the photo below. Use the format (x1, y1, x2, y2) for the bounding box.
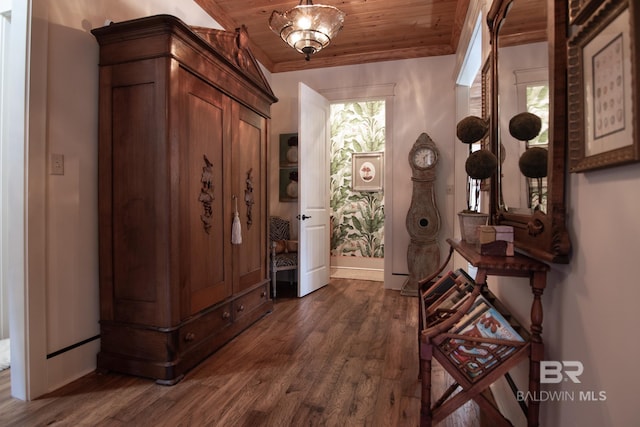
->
(421, 269, 525, 379)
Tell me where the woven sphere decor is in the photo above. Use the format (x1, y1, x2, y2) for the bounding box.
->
(509, 112, 542, 141)
(519, 147, 548, 178)
(456, 115, 489, 144)
(465, 150, 498, 180)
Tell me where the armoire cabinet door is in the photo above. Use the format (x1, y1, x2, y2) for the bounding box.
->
(104, 57, 173, 327)
(178, 67, 234, 317)
(232, 104, 268, 294)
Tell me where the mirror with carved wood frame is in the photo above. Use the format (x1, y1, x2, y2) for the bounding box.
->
(488, 0, 571, 263)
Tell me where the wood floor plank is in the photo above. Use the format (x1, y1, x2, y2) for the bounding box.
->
(0, 279, 482, 427)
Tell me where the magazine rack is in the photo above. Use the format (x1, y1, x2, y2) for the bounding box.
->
(418, 238, 549, 427)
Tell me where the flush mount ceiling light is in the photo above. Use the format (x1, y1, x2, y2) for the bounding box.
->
(269, 0, 346, 61)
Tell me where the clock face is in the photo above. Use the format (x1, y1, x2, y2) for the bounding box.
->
(413, 147, 436, 169)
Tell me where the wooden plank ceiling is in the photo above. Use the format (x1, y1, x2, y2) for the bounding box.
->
(195, 0, 546, 73)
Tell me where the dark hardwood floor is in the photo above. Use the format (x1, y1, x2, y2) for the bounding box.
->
(0, 279, 480, 426)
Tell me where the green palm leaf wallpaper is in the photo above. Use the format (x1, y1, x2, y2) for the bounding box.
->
(330, 101, 385, 258)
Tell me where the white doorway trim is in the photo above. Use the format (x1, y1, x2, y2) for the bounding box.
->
(0, 0, 11, 341)
(319, 84, 398, 288)
(5, 0, 49, 400)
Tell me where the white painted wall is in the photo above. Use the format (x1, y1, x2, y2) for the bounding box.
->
(269, 57, 458, 290)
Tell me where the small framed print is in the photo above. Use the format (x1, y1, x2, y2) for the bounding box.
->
(568, 0, 640, 172)
(279, 133, 298, 166)
(352, 152, 384, 192)
(279, 167, 298, 202)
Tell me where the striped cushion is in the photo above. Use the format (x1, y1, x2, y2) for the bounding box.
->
(274, 252, 297, 267)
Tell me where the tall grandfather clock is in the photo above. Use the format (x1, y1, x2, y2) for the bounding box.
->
(402, 133, 441, 296)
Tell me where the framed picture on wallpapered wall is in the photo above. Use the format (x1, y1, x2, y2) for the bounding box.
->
(352, 152, 384, 192)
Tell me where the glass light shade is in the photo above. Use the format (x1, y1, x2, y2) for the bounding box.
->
(269, 2, 345, 60)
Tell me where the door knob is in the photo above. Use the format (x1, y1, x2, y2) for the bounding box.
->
(296, 214, 312, 220)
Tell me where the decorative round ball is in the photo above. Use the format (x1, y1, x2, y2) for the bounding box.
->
(519, 147, 548, 178)
(465, 150, 497, 180)
(456, 115, 489, 144)
(509, 112, 542, 141)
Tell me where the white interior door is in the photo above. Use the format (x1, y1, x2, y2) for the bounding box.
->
(297, 83, 330, 297)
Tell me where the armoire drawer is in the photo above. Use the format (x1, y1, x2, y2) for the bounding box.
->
(179, 302, 233, 352)
(233, 284, 269, 321)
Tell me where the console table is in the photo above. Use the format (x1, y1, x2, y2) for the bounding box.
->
(418, 238, 549, 426)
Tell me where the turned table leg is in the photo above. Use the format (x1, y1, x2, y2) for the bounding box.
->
(528, 271, 546, 427)
(420, 341, 433, 427)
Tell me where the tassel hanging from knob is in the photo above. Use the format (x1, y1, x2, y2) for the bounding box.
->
(232, 195, 242, 245)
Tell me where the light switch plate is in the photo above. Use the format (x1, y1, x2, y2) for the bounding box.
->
(51, 153, 64, 175)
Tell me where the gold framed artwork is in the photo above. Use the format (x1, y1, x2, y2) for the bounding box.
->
(568, 0, 640, 172)
(352, 152, 384, 192)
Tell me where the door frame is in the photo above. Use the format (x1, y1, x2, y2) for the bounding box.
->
(5, 0, 49, 400)
(318, 84, 399, 289)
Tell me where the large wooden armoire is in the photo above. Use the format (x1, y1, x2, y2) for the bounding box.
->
(92, 15, 278, 384)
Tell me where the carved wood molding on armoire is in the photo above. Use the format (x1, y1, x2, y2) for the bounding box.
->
(92, 15, 278, 384)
